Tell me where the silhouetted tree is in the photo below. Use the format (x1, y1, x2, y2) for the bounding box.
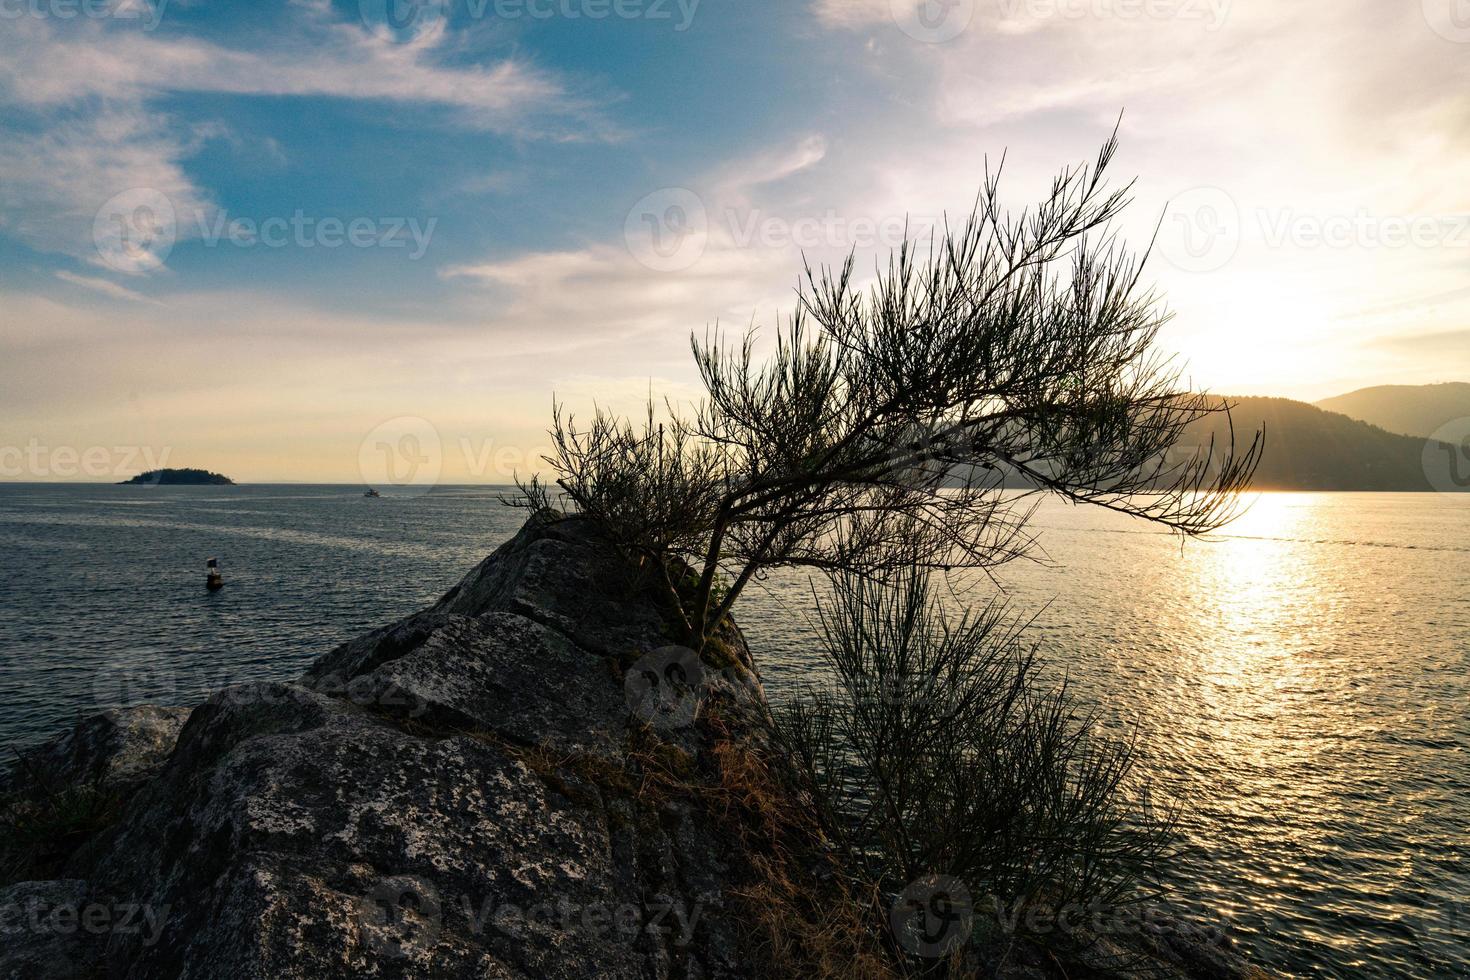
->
(525, 131, 1261, 650)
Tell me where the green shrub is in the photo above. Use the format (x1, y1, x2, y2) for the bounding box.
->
(767, 570, 1177, 975)
(0, 763, 120, 883)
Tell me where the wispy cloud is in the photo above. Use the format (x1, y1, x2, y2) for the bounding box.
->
(0, 10, 600, 132)
(1370, 329, 1470, 354)
(0, 106, 214, 270)
(809, 0, 888, 29)
(0, 7, 616, 272)
(53, 270, 160, 303)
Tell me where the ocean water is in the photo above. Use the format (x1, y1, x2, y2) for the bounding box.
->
(0, 484, 1465, 978)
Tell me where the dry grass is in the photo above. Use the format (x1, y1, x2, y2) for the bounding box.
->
(490, 702, 900, 977)
(699, 708, 899, 980)
(0, 757, 121, 884)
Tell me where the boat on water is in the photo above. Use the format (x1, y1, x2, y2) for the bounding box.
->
(364, 488, 382, 498)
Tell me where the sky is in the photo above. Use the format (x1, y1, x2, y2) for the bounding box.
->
(2, 0, 1469, 483)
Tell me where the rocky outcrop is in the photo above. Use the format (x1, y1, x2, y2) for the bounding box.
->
(0, 706, 191, 800)
(0, 512, 1262, 980)
(1, 513, 766, 979)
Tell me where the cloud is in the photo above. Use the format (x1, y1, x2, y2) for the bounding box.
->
(439, 131, 907, 358)
(708, 134, 830, 206)
(1369, 329, 1470, 354)
(810, 0, 889, 29)
(53, 270, 160, 303)
(0, 8, 614, 271)
(443, 241, 794, 354)
(0, 11, 596, 133)
(0, 284, 717, 481)
(0, 107, 215, 270)
(796, 0, 1470, 395)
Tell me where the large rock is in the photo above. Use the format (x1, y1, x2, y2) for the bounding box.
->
(1, 514, 765, 979)
(0, 706, 192, 798)
(0, 512, 1262, 980)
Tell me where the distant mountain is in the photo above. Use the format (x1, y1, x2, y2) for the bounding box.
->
(1315, 382, 1470, 439)
(975, 395, 1462, 492)
(1181, 396, 1455, 491)
(120, 468, 235, 486)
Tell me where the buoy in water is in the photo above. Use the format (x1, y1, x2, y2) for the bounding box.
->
(206, 557, 224, 591)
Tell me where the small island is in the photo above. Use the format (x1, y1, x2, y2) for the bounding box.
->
(119, 468, 235, 486)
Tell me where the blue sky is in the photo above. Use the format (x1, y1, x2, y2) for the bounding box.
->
(3, 0, 1469, 481)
